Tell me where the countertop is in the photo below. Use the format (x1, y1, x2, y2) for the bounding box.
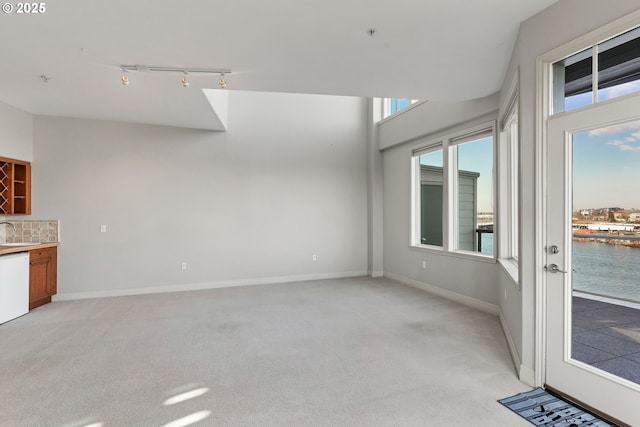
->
(0, 242, 60, 256)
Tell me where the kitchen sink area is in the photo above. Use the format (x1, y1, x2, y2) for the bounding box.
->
(0, 220, 61, 319)
(0, 220, 59, 245)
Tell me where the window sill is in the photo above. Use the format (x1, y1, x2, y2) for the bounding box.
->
(498, 258, 520, 286)
(410, 244, 496, 264)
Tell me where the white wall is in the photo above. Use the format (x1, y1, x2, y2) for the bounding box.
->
(32, 91, 369, 297)
(499, 0, 640, 378)
(379, 95, 499, 150)
(0, 100, 33, 162)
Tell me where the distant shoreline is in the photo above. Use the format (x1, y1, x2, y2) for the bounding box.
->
(574, 233, 640, 248)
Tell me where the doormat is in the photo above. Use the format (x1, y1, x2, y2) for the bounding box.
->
(498, 388, 617, 426)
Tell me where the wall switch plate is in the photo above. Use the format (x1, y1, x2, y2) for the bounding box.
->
(100, 225, 107, 233)
(312, 254, 317, 261)
(421, 260, 427, 269)
(181, 262, 187, 270)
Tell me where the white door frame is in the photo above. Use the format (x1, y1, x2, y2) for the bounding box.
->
(534, 10, 640, 389)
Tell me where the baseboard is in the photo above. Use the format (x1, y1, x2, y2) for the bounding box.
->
(384, 271, 500, 316)
(519, 365, 536, 387)
(53, 270, 368, 302)
(369, 270, 384, 278)
(498, 306, 533, 385)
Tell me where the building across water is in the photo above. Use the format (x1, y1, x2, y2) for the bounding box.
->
(574, 222, 640, 233)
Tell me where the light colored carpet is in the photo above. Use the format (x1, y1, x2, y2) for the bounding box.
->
(0, 277, 531, 426)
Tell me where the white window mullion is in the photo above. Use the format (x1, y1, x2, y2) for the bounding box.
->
(592, 44, 599, 104)
(507, 127, 515, 258)
(511, 116, 520, 260)
(410, 156, 421, 246)
(444, 140, 456, 251)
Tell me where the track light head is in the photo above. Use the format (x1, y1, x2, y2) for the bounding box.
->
(121, 69, 129, 86)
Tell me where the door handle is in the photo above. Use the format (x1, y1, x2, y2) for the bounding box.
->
(546, 264, 568, 274)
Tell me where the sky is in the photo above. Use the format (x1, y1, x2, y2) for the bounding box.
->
(568, 80, 640, 210)
(573, 119, 640, 210)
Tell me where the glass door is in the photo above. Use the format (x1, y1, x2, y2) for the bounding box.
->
(546, 94, 640, 426)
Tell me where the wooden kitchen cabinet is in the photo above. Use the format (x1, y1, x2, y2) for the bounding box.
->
(29, 246, 57, 309)
(0, 156, 31, 215)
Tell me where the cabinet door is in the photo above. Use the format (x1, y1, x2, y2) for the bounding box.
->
(29, 248, 53, 309)
(46, 247, 57, 295)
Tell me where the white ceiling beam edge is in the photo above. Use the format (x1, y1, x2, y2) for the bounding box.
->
(202, 89, 229, 131)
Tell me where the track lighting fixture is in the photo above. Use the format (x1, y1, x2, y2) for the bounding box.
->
(119, 65, 231, 88)
(121, 69, 129, 86)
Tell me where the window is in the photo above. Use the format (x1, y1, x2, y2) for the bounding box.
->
(553, 26, 640, 114)
(454, 135, 494, 254)
(416, 148, 444, 247)
(383, 98, 420, 119)
(500, 103, 519, 262)
(411, 122, 495, 258)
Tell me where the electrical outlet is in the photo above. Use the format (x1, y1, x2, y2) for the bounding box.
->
(181, 262, 187, 270)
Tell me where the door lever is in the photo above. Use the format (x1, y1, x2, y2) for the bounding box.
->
(546, 264, 568, 274)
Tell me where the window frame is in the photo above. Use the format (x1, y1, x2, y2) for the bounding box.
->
(497, 86, 520, 282)
(410, 120, 497, 262)
(382, 98, 421, 119)
(412, 144, 445, 249)
(551, 25, 640, 115)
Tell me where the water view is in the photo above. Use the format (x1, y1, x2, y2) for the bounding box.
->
(571, 120, 640, 304)
(573, 241, 640, 302)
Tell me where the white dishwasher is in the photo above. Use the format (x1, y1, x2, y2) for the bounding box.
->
(0, 252, 30, 324)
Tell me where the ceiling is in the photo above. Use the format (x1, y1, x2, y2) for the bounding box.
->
(0, 0, 558, 130)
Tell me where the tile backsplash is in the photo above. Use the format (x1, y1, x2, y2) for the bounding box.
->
(0, 220, 60, 243)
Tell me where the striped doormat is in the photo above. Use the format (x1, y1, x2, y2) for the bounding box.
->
(498, 388, 616, 426)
